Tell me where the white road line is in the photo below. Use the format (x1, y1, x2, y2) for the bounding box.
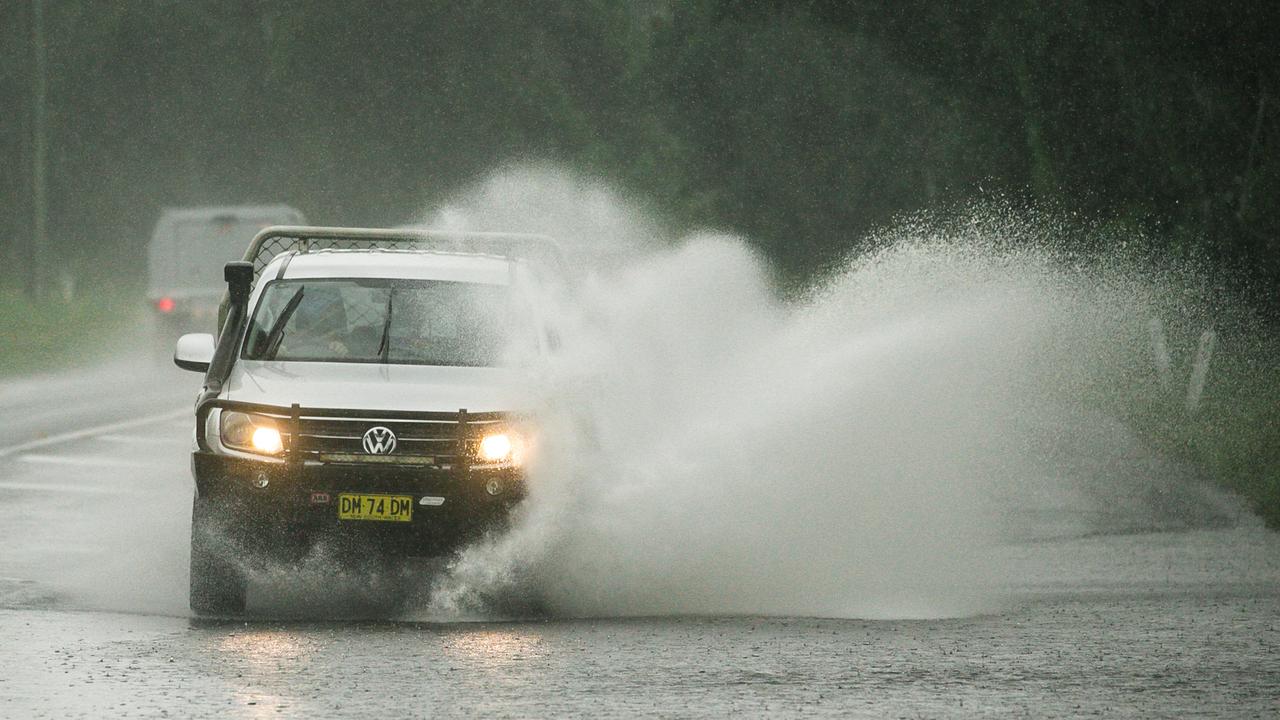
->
(95, 433, 188, 445)
(0, 408, 188, 458)
(17, 454, 154, 469)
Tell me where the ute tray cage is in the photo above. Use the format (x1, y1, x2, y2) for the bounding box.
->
(217, 225, 566, 329)
(241, 225, 565, 282)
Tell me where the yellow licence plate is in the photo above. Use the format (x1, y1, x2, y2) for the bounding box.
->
(337, 494, 414, 522)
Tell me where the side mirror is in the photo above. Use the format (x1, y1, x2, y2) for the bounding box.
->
(174, 333, 216, 373)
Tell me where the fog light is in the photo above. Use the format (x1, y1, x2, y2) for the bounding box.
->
(253, 472, 269, 489)
(485, 479, 502, 496)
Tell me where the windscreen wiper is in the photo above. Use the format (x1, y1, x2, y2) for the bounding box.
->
(375, 288, 394, 362)
(260, 287, 305, 360)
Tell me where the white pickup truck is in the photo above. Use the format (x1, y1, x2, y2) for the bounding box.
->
(173, 226, 560, 615)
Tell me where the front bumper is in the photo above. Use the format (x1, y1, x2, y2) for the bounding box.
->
(193, 451, 523, 559)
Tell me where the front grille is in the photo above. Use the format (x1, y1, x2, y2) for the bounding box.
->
(254, 408, 504, 467)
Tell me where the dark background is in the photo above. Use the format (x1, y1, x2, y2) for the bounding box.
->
(2, 1, 1277, 296)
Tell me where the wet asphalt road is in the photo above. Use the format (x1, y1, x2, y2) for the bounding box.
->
(0, 356, 1277, 718)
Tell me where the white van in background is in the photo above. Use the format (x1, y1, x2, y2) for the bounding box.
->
(148, 205, 306, 339)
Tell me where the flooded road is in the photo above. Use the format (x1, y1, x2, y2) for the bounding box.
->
(1, 357, 1277, 718)
(3, 549, 1277, 719)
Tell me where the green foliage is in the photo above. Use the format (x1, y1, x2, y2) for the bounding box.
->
(2, 1, 1277, 290)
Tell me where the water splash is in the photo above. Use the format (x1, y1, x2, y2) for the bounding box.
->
(411, 168, 1248, 621)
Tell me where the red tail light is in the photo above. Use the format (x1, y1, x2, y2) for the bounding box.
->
(156, 297, 176, 313)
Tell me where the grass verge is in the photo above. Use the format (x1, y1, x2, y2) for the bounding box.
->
(1122, 334, 1280, 530)
(0, 283, 143, 378)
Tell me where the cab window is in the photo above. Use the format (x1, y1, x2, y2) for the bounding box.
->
(242, 278, 514, 367)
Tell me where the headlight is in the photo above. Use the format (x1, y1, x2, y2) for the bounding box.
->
(251, 426, 284, 455)
(220, 411, 284, 456)
(478, 433, 513, 463)
(476, 431, 530, 467)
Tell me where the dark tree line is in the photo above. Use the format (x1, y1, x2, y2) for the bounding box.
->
(1, 1, 1277, 298)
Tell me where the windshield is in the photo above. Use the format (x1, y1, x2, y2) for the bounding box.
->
(242, 278, 515, 366)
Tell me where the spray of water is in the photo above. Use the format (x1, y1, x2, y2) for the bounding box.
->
(410, 167, 1247, 621)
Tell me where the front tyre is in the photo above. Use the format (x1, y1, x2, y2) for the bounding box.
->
(189, 497, 247, 616)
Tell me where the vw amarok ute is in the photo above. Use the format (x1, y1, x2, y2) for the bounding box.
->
(173, 225, 561, 615)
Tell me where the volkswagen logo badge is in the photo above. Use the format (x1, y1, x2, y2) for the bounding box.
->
(362, 426, 397, 455)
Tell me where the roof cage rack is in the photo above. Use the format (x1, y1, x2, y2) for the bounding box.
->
(241, 225, 566, 282)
